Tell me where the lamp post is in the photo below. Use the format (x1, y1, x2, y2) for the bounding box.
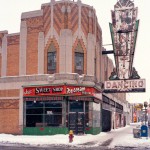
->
(148, 104, 150, 126)
(144, 101, 148, 125)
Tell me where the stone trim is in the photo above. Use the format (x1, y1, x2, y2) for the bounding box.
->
(0, 73, 102, 91)
(78, 0, 82, 39)
(7, 33, 20, 37)
(48, 73, 96, 87)
(38, 32, 44, 74)
(19, 88, 23, 130)
(21, 10, 43, 19)
(1, 34, 7, 77)
(41, 3, 50, 7)
(73, 29, 87, 48)
(44, 37, 59, 74)
(19, 21, 27, 76)
(59, 29, 72, 73)
(0, 74, 49, 83)
(0, 30, 8, 34)
(50, 1, 54, 38)
(0, 97, 19, 100)
(45, 27, 60, 47)
(46, 0, 93, 9)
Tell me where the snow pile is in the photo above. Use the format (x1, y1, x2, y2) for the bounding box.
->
(0, 132, 107, 147)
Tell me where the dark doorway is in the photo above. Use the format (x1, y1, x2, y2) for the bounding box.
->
(69, 101, 85, 134)
(102, 109, 111, 132)
(69, 112, 85, 134)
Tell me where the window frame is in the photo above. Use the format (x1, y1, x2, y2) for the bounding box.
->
(25, 100, 63, 127)
(47, 51, 56, 74)
(74, 52, 84, 75)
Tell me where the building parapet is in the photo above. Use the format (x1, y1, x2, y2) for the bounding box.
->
(7, 33, 20, 37)
(21, 10, 43, 19)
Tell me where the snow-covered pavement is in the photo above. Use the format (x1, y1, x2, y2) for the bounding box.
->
(0, 123, 150, 149)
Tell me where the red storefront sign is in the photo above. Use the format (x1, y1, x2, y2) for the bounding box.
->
(23, 85, 97, 97)
(66, 86, 95, 95)
(23, 86, 65, 96)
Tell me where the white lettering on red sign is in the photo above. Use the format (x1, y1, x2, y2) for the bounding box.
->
(66, 87, 86, 94)
(24, 89, 32, 95)
(35, 87, 51, 94)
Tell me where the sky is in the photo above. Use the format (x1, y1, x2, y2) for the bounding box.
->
(0, 123, 149, 148)
(0, 0, 149, 103)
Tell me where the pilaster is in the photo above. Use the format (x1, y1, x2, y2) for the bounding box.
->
(19, 88, 23, 133)
(59, 29, 73, 73)
(87, 33, 95, 76)
(77, 0, 82, 39)
(38, 32, 44, 74)
(50, 0, 55, 38)
(1, 34, 7, 77)
(19, 21, 27, 76)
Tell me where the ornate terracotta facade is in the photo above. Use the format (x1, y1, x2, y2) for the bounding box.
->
(0, 0, 126, 134)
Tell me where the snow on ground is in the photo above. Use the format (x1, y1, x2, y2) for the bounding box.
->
(109, 124, 150, 148)
(0, 123, 150, 148)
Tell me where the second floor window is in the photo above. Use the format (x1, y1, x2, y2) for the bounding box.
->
(75, 52, 84, 75)
(48, 51, 56, 74)
(47, 43, 57, 74)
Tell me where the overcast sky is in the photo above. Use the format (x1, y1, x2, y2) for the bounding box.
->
(0, 0, 149, 103)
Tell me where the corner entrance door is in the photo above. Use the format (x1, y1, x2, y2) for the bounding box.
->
(69, 101, 85, 134)
(69, 112, 85, 134)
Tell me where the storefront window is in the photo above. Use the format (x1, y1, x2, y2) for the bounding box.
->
(70, 101, 84, 112)
(44, 101, 62, 126)
(25, 101, 62, 127)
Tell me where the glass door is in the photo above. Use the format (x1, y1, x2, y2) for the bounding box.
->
(69, 101, 85, 134)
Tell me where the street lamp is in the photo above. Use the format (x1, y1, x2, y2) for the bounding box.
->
(144, 101, 148, 125)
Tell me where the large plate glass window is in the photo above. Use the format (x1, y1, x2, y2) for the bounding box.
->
(25, 100, 63, 127)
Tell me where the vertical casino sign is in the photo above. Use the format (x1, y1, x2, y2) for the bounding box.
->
(104, 0, 146, 93)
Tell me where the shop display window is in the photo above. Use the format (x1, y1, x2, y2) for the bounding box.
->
(25, 100, 62, 127)
(69, 101, 84, 112)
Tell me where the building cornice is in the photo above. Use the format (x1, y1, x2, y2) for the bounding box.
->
(0, 74, 49, 83)
(7, 33, 20, 37)
(21, 10, 43, 19)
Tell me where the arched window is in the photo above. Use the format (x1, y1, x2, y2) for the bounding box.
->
(47, 43, 56, 74)
(74, 42, 84, 75)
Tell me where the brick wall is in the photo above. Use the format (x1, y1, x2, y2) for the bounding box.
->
(0, 99, 19, 134)
(24, 16, 43, 75)
(0, 55, 1, 77)
(0, 89, 19, 97)
(7, 35, 19, 76)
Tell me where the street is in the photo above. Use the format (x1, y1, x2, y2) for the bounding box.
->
(0, 143, 148, 150)
(0, 123, 149, 150)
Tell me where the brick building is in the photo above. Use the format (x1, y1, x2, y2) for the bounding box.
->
(0, 0, 126, 135)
